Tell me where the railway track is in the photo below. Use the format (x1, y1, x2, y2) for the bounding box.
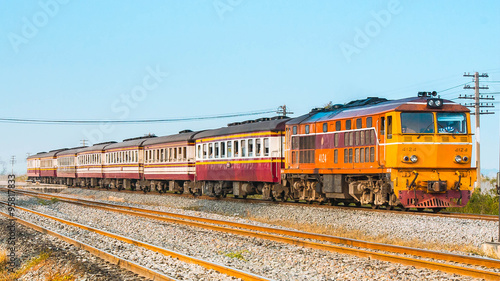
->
(0, 200, 270, 281)
(13, 185, 499, 222)
(5, 188, 500, 280)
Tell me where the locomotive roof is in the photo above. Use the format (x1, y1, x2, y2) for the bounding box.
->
(143, 131, 202, 146)
(287, 97, 468, 125)
(77, 142, 117, 153)
(195, 117, 290, 139)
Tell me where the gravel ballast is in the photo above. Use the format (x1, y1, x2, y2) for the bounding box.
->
(6, 189, 493, 280)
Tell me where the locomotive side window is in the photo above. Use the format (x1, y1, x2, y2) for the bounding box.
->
(197, 145, 202, 159)
(401, 112, 434, 134)
(349, 132, 354, 146)
(215, 142, 219, 158)
(264, 138, 270, 156)
(335, 121, 341, 131)
(381, 117, 385, 135)
(360, 148, 365, 163)
(354, 148, 360, 163)
(256, 139, 261, 156)
(346, 120, 351, 130)
(344, 133, 348, 147)
(356, 118, 362, 129)
(387, 116, 393, 139)
(334, 133, 339, 147)
(293, 126, 297, 135)
(349, 148, 353, 163)
(370, 147, 375, 162)
(344, 149, 348, 163)
(227, 141, 232, 157)
(365, 148, 370, 163)
(323, 123, 328, 133)
(366, 117, 372, 128)
(355, 131, 360, 145)
(305, 125, 310, 134)
(334, 149, 338, 164)
(203, 144, 207, 159)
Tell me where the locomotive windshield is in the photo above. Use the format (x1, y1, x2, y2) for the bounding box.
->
(437, 112, 467, 134)
(401, 112, 434, 134)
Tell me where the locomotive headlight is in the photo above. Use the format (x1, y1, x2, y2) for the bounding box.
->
(410, 155, 418, 163)
(435, 99, 442, 107)
(403, 156, 410, 162)
(462, 156, 469, 162)
(427, 99, 435, 107)
(455, 155, 462, 163)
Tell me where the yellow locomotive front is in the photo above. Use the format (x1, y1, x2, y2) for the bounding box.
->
(384, 93, 476, 210)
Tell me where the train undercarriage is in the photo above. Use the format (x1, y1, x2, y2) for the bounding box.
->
(31, 171, 468, 212)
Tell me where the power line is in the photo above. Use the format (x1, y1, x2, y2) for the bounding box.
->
(0, 109, 277, 125)
(438, 82, 472, 93)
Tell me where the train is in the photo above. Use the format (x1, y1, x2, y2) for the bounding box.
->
(27, 92, 476, 212)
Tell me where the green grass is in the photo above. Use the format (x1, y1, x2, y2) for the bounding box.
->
(37, 197, 60, 206)
(219, 250, 249, 261)
(445, 187, 499, 215)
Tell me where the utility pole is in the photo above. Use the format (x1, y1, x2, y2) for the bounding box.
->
(10, 156, 16, 175)
(460, 72, 490, 189)
(277, 105, 293, 117)
(81, 139, 88, 146)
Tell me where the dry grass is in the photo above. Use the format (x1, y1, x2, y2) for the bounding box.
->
(0, 250, 75, 281)
(247, 215, 489, 257)
(107, 196, 125, 202)
(15, 175, 28, 182)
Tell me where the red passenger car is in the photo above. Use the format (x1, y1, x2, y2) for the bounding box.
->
(38, 149, 68, 183)
(56, 146, 86, 185)
(27, 152, 44, 181)
(193, 117, 288, 198)
(76, 142, 116, 187)
(142, 131, 200, 193)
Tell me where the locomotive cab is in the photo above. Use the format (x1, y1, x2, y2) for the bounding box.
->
(384, 94, 476, 209)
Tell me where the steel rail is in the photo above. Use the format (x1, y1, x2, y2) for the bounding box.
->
(8, 189, 500, 280)
(0, 202, 270, 281)
(2, 186, 497, 222)
(11, 188, 500, 268)
(0, 211, 178, 281)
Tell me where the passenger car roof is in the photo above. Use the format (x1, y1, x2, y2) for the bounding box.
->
(194, 117, 289, 139)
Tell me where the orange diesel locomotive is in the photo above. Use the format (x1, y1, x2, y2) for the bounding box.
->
(279, 93, 476, 211)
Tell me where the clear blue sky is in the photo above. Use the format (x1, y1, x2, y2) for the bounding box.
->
(0, 0, 499, 175)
